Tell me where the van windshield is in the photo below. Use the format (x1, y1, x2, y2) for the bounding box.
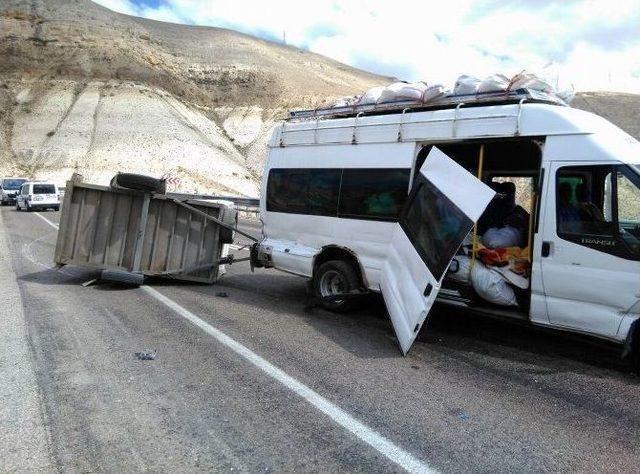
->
(33, 184, 56, 194)
(2, 179, 26, 190)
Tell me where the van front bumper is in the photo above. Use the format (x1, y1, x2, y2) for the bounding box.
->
(1, 194, 18, 204)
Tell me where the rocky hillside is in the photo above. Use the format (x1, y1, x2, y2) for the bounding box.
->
(571, 92, 640, 141)
(0, 0, 638, 196)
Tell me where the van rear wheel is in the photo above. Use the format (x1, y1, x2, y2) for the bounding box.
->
(314, 260, 362, 313)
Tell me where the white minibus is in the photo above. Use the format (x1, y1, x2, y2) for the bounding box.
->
(252, 90, 640, 367)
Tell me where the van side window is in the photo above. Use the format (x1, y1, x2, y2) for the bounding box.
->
(556, 165, 640, 259)
(338, 169, 410, 221)
(266, 169, 340, 216)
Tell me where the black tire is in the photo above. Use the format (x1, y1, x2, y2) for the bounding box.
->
(110, 173, 166, 194)
(313, 260, 362, 313)
(53, 206, 60, 211)
(26, 203, 32, 212)
(15, 203, 20, 212)
(100, 269, 145, 287)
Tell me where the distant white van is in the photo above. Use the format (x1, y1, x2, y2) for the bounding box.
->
(16, 181, 61, 212)
(0, 177, 28, 205)
(253, 90, 640, 367)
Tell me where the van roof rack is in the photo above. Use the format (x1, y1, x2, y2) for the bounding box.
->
(288, 88, 567, 121)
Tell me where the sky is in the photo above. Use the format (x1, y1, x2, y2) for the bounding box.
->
(95, 0, 640, 93)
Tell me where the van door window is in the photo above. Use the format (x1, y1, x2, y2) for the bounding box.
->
(556, 165, 640, 259)
(401, 179, 472, 280)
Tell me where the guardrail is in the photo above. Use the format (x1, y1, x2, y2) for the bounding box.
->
(167, 193, 260, 214)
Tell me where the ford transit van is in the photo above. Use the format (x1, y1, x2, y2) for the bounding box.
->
(253, 89, 640, 366)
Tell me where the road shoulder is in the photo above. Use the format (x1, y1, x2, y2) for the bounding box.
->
(0, 211, 54, 472)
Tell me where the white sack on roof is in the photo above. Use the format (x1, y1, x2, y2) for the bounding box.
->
(378, 82, 445, 103)
(358, 86, 386, 105)
(423, 84, 445, 102)
(357, 82, 445, 106)
(378, 82, 427, 103)
(332, 69, 569, 110)
(509, 71, 552, 92)
(453, 75, 481, 95)
(477, 74, 510, 93)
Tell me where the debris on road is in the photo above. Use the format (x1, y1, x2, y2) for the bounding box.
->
(134, 350, 156, 361)
(216, 291, 229, 298)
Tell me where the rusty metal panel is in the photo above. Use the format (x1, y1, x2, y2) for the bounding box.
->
(54, 181, 226, 283)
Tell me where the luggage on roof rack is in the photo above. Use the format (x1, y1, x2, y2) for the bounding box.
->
(288, 88, 567, 121)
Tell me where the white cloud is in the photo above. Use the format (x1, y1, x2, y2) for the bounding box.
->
(95, 0, 138, 16)
(94, 0, 640, 93)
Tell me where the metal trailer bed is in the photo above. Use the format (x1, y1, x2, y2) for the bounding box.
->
(54, 180, 236, 283)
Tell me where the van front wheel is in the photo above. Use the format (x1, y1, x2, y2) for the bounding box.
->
(314, 260, 361, 313)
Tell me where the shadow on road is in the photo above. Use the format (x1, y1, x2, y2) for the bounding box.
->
(19, 267, 98, 286)
(166, 268, 639, 376)
(423, 304, 636, 377)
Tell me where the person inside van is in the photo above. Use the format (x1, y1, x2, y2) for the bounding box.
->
(557, 182, 581, 233)
(477, 182, 516, 234)
(575, 183, 604, 222)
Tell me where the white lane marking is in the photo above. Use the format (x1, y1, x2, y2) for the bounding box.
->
(142, 285, 435, 474)
(34, 212, 59, 230)
(23, 215, 78, 275)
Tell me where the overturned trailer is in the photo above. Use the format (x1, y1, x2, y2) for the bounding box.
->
(54, 175, 240, 284)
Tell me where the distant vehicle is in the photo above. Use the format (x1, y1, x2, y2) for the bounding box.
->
(253, 88, 640, 367)
(16, 181, 61, 212)
(0, 177, 28, 205)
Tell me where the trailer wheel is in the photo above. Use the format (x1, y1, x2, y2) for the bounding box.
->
(100, 269, 145, 287)
(110, 173, 166, 194)
(314, 260, 362, 313)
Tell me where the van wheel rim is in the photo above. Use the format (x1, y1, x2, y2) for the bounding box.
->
(319, 270, 347, 300)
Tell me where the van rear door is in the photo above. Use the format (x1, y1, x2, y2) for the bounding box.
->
(380, 147, 495, 354)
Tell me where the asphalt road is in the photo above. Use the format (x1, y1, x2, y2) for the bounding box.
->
(1, 205, 639, 473)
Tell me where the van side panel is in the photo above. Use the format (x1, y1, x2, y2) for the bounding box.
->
(261, 142, 416, 288)
(538, 135, 640, 341)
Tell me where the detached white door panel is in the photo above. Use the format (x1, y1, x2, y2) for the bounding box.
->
(381, 147, 495, 354)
